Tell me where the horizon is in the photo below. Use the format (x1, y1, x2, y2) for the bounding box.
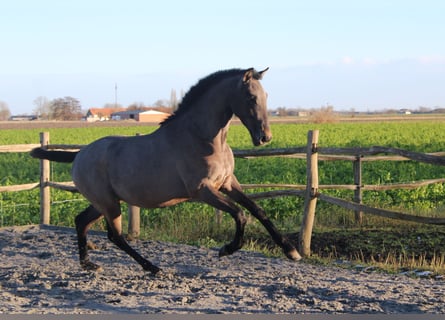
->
(8, 104, 445, 118)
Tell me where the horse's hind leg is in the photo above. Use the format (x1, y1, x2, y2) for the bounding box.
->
(75, 205, 104, 271)
(104, 210, 160, 274)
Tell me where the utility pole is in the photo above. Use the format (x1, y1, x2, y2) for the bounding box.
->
(114, 83, 118, 108)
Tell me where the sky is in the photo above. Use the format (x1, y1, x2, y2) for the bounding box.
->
(1, 0, 444, 115)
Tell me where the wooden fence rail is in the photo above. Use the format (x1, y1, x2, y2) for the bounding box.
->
(1, 131, 445, 256)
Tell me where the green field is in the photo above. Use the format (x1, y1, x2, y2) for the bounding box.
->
(2, 120, 445, 224)
(1, 120, 445, 271)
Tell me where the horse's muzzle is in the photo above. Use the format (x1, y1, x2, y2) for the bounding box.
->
(253, 131, 272, 146)
(260, 133, 272, 144)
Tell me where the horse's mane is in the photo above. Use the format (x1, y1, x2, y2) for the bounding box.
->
(161, 68, 259, 126)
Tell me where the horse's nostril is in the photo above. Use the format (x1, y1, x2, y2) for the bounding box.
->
(261, 135, 272, 143)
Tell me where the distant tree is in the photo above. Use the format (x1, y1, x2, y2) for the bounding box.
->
(127, 102, 145, 110)
(0, 100, 11, 120)
(153, 99, 169, 108)
(349, 107, 356, 118)
(49, 96, 82, 120)
(416, 106, 431, 114)
(33, 96, 51, 119)
(170, 89, 178, 111)
(383, 108, 398, 114)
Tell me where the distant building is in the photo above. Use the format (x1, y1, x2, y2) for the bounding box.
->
(85, 107, 171, 123)
(398, 109, 412, 115)
(111, 109, 170, 123)
(9, 115, 38, 121)
(110, 109, 141, 121)
(85, 108, 126, 122)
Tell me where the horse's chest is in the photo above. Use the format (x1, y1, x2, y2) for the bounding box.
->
(205, 153, 234, 188)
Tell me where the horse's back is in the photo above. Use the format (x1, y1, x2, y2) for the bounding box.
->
(72, 133, 190, 208)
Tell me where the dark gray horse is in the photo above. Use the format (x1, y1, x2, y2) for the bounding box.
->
(31, 68, 301, 274)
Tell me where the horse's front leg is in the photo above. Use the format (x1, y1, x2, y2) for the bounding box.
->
(197, 186, 247, 257)
(221, 178, 302, 261)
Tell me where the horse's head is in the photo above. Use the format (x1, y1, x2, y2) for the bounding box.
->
(233, 68, 272, 146)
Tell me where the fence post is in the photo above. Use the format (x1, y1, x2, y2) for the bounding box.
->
(127, 205, 141, 240)
(39, 132, 51, 225)
(127, 132, 141, 240)
(299, 130, 319, 257)
(353, 155, 363, 224)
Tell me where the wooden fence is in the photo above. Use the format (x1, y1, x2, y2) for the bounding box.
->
(1, 130, 445, 256)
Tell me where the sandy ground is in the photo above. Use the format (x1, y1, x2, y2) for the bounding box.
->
(1, 224, 444, 314)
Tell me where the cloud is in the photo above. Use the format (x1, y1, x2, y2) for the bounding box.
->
(341, 56, 354, 65)
(362, 57, 379, 66)
(418, 55, 445, 65)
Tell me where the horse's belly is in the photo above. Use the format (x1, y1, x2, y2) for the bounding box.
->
(128, 195, 189, 209)
(117, 182, 190, 209)
(152, 198, 189, 208)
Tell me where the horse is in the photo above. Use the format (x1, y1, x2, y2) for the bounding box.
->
(30, 68, 302, 274)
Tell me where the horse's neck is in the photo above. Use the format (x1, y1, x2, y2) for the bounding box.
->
(182, 99, 233, 146)
(163, 78, 236, 149)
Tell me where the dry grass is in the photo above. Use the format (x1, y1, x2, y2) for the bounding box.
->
(308, 106, 339, 123)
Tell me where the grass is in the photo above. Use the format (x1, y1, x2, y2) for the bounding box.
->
(307, 225, 445, 274)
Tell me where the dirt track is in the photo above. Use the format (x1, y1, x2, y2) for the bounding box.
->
(1, 225, 444, 314)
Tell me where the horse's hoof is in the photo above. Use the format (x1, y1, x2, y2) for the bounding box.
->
(149, 265, 161, 275)
(142, 261, 161, 275)
(285, 248, 302, 261)
(218, 245, 232, 258)
(81, 261, 104, 272)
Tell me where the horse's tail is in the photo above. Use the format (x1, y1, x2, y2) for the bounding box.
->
(30, 147, 78, 163)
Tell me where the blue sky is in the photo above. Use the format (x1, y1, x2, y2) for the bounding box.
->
(1, 0, 444, 114)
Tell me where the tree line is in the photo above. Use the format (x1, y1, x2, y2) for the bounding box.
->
(34, 96, 83, 120)
(0, 89, 181, 121)
(0, 96, 83, 121)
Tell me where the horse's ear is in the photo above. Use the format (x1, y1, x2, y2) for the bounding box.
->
(243, 67, 269, 83)
(258, 67, 269, 79)
(243, 68, 255, 83)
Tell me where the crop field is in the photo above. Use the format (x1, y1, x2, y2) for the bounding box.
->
(1, 118, 445, 270)
(2, 118, 445, 225)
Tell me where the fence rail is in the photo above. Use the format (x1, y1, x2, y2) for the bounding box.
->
(1, 131, 445, 256)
